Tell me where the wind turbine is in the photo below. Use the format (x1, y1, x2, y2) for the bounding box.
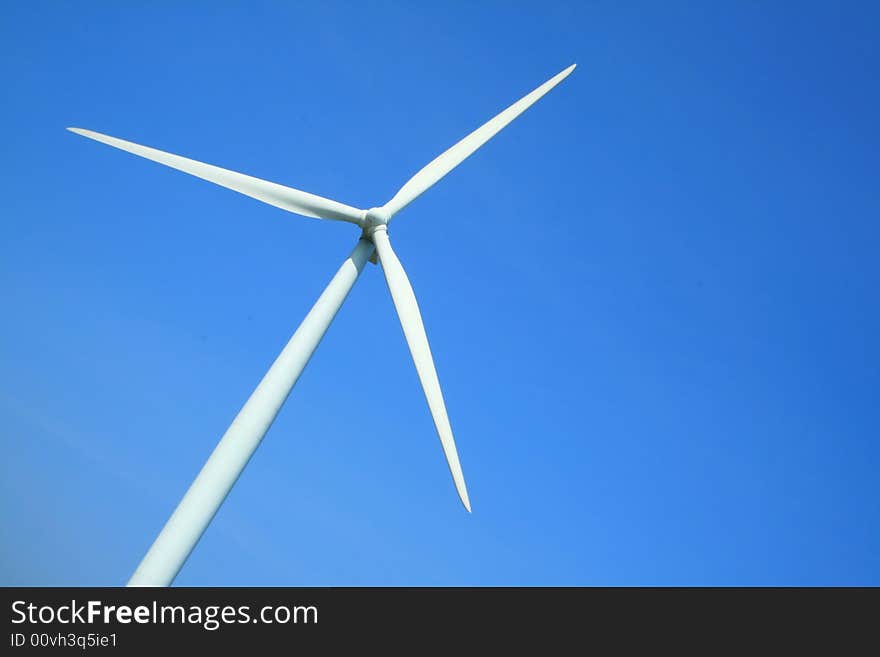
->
(69, 63, 576, 586)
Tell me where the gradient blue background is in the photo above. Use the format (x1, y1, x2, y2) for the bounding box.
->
(2, 2, 878, 585)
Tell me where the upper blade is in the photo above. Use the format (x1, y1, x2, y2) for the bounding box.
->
(67, 128, 365, 225)
(381, 63, 576, 220)
(371, 228, 471, 512)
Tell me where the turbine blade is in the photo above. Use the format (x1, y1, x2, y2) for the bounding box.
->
(371, 228, 471, 512)
(381, 63, 576, 220)
(67, 128, 365, 225)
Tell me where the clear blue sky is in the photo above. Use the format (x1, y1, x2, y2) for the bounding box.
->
(2, 2, 878, 585)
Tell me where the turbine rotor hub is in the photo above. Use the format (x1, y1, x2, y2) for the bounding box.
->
(363, 207, 390, 229)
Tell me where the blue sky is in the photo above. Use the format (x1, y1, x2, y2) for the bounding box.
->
(1, 2, 878, 585)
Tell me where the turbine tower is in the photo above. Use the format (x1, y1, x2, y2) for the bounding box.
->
(69, 64, 576, 586)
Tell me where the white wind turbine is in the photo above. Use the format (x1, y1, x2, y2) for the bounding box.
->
(69, 64, 576, 586)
